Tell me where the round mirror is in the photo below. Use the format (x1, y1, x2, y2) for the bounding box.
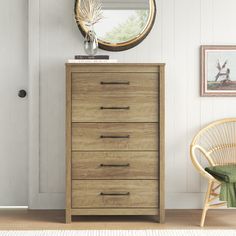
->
(74, 0, 156, 51)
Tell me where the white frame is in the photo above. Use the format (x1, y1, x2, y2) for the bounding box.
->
(200, 45, 236, 97)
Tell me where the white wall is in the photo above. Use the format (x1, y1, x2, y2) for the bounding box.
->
(28, 0, 236, 209)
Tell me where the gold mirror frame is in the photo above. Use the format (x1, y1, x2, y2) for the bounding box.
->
(74, 0, 156, 51)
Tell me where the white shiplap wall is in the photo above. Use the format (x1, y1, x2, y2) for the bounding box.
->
(29, 0, 236, 209)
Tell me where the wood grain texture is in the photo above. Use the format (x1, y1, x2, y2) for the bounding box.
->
(72, 123, 158, 151)
(72, 72, 158, 98)
(72, 72, 158, 122)
(66, 65, 72, 223)
(66, 63, 164, 222)
(72, 151, 158, 180)
(159, 65, 165, 223)
(72, 97, 158, 123)
(68, 64, 162, 73)
(71, 208, 158, 216)
(72, 180, 158, 208)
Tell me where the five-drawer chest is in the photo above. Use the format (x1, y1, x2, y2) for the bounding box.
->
(66, 63, 165, 223)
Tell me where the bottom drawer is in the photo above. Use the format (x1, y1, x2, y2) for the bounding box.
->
(72, 180, 158, 208)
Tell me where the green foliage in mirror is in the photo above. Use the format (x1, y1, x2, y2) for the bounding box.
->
(103, 10, 149, 43)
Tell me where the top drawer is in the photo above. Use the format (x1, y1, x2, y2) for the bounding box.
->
(71, 72, 159, 122)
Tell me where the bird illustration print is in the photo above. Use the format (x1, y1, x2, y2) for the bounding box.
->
(215, 60, 231, 83)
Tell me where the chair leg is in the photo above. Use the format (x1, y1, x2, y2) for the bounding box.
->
(200, 181, 213, 227)
(200, 207, 208, 227)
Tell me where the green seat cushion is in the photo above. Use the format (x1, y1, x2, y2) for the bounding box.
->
(205, 165, 236, 207)
(205, 165, 236, 183)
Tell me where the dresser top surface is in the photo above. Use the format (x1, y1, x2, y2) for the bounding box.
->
(66, 63, 165, 67)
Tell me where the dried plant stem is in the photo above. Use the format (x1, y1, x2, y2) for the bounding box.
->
(75, 0, 103, 26)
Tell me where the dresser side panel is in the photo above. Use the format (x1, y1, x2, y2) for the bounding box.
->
(66, 65, 72, 223)
(159, 65, 165, 223)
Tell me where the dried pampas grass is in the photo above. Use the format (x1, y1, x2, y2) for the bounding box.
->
(75, 0, 103, 26)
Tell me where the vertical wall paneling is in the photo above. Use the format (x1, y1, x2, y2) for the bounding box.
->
(170, 0, 188, 194)
(162, 0, 175, 195)
(212, 0, 236, 121)
(28, 0, 236, 209)
(186, 0, 202, 194)
(199, 0, 214, 194)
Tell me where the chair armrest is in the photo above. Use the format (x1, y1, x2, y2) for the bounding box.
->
(190, 144, 219, 182)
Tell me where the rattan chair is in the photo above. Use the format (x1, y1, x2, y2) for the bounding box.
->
(190, 118, 236, 227)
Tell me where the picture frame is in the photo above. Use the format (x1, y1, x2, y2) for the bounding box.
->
(201, 45, 236, 96)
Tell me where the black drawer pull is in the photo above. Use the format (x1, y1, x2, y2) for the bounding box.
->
(100, 192, 130, 196)
(100, 81, 130, 85)
(100, 106, 130, 110)
(100, 135, 130, 139)
(100, 164, 130, 167)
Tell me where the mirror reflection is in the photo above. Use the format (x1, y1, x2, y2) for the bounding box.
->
(94, 0, 150, 44)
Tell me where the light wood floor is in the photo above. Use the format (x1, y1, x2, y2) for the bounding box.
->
(0, 210, 235, 230)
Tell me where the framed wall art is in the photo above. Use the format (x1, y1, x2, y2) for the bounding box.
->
(201, 45, 236, 96)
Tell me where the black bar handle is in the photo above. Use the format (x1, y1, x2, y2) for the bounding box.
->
(100, 164, 130, 167)
(100, 135, 130, 139)
(100, 81, 130, 85)
(100, 106, 130, 110)
(100, 192, 130, 196)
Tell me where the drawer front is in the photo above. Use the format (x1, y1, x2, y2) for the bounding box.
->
(72, 123, 158, 151)
(72, 152, 158, 180)
(72, 180, 158, 208)
(72, 96, 158, 122)
(72, 72, 158, 122)
(72, 72, 158, 99)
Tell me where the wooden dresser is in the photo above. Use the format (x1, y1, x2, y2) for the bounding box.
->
(66, 63, 165, 223)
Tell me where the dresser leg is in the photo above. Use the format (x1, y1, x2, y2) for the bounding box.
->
(66, 210, 72, 223)
(159, 212, 165, 223)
